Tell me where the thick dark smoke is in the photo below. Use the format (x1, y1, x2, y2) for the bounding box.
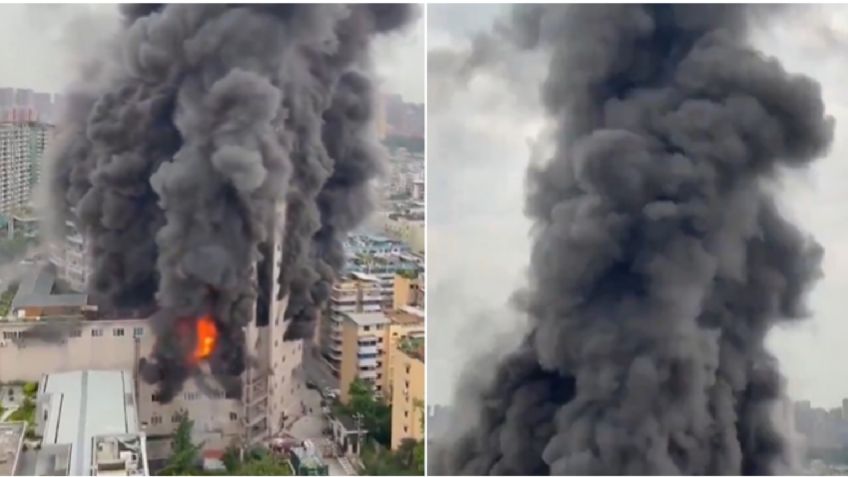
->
(46, 4, 413, 402)
(433, 5, 834, 475)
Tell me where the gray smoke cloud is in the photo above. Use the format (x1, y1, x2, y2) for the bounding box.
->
(45, 4, 414, 402)
(432, 5, 834, 475)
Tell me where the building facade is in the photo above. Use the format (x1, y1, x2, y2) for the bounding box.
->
(320, 273, 382, 375)
(338, 311, 390, 403)
(381, 308, 424, 400)
(48, 219, 92, 293)
(0, 122, 52, 218)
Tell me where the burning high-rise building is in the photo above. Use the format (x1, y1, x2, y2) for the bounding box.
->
(43, 4, 415, 407)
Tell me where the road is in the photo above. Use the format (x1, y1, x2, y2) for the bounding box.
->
(302, 343, 339, 393)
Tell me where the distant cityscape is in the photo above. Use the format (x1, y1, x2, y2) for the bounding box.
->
(426, 400, 848, 476)
(0, 86, 425, 476)
(0, 87, 63, 125)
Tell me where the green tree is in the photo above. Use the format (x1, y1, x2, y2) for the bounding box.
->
(159, 411, 202, 476)
(361, 439, 422, 476)
(22, 382, 37, 398)
(342, 378, 391, 446)
(238, 453, 293, 475)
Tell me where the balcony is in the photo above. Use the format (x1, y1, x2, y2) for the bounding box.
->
(358, 344, 378, 355)
(359, 356, 379, 369)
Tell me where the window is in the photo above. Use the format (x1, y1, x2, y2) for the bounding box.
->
(152, 393, 161, 402)
(403, 425, 408, 433)
(171, 413, 182, 423)
(404, 411, 408, 418)
(69, 329, 81, 338)
(230, 412, 238, 422)
(91, 328, 103, 337)
(405, 380, 410, 389)
(133, 327, 144, 338)
(151, 415, 162, 425)
(113, 328, 125, 337)
(405, 365, 411, 374)
(378, 337, 383, 343)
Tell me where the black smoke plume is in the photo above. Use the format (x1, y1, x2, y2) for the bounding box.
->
(433, 5, 833, 475)
(46, 4, 413, 402)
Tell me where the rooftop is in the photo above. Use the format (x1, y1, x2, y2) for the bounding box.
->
(344, 311, 390, 328)
(291, 442, 325, 471)
(0, 422, 25, 476)
(10, 266, 88, 311)
(386, 309, 424, 326)
(37, 370, 147, 476)
(346, 272, 380, 283)
(398, 336, 424, 362)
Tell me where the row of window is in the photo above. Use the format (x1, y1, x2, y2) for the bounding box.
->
(78, 327, 144, 338)
(148, 411, 240, 426)
(1, 328, 142, 340)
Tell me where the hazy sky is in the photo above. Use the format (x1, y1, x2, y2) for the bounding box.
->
(428, 5, 848, 409)
(0, 4, 423, 103)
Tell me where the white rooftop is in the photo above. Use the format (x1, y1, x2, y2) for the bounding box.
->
(39, 370, 148, 476)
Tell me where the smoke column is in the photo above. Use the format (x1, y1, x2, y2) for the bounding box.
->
(433, 5, 834, 475)
(45, 4, 413, 401)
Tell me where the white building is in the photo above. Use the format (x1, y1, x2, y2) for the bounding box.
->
(48, 219, 91, 293)
(0, 122, 51, 217)
(34, 369, 150, 476)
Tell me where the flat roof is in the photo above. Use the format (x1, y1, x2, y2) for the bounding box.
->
(344, 312, 390, 327)
(348, 272, 379, 283)
(387, 309, 424, 326)
(0, 422, 25, 476)
(11, 266, 88, 310)
(40, 370, 142, 476)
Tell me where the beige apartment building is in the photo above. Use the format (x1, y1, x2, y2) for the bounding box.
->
(390, 336, 424, 450)
(338, 311, 389, 403)
(0, 204, 304, 457)
(320, 272, 382, 375)
(381, 307, 424, 400)
(392, 272, 424, 311)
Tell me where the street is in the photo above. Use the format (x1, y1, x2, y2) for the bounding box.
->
(287, 385, 356, 476)
(302, 343, 339, 393)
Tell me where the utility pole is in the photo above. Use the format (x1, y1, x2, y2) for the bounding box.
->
(353, 413, 363, 456)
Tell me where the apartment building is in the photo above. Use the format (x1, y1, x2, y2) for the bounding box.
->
(381, 307, 424, 400)
(390, 336, 424, 450)
(320, 272, 382, 374)
(48, 219, 92, 293)
(392, 272, 424, 311)
(0, 203, 305, 457)
(0, 122, 52, 217)
(338, 311, 390, 403)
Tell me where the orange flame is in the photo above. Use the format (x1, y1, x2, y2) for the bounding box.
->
(193, 314, 218, 362)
